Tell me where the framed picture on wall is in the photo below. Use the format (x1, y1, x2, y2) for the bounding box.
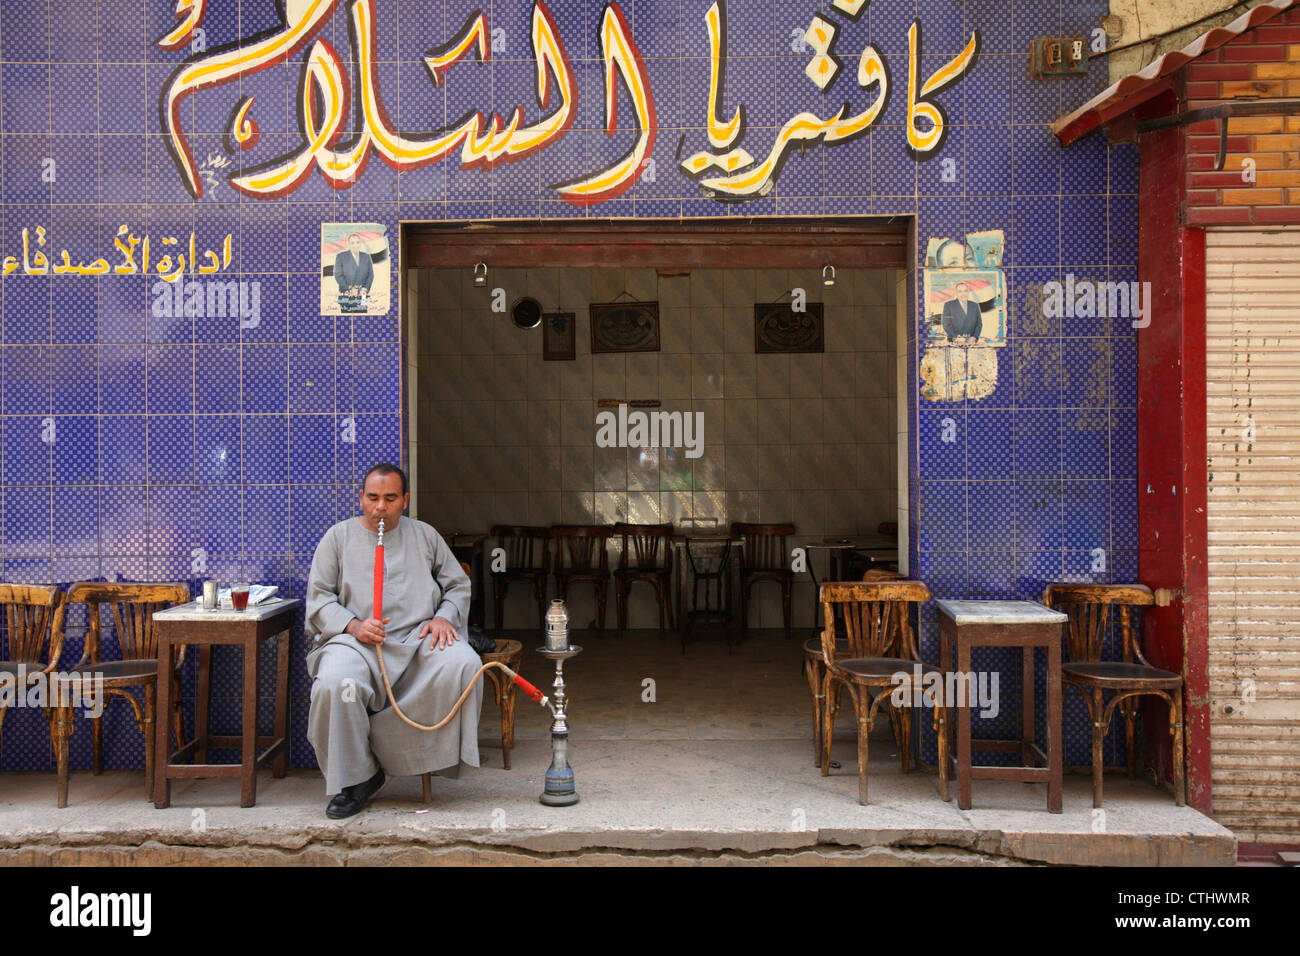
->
(543, 311, 576, 361)
(754, 302, 824, 353)
(590, 301, 660, 353)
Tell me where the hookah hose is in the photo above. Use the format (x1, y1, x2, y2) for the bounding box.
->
(371, 519, 549, 732)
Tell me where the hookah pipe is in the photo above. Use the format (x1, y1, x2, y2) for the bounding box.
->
(371, 518, 552, 732)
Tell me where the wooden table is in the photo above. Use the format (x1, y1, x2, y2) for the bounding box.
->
(802, 533, 898, 624)
(152, 598, 299, 808)
(937, 599, 1066, 813)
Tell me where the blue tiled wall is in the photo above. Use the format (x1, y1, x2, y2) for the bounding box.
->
(0, 0, 1135, 774)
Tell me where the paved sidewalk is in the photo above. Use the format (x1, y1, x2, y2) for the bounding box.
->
(0, 630, 1234, 865)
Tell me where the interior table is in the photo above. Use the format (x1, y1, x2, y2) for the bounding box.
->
(937, 599, 1067, 813)
(152, 598, 299, 808)
(803, 534, 898, 624)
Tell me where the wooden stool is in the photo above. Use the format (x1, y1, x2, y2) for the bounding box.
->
(422, 638, 525, 802)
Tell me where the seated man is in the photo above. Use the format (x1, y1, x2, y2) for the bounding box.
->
(305, 462, 480, 818)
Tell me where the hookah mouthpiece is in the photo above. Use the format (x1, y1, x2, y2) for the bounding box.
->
(376, 517, 385, 544)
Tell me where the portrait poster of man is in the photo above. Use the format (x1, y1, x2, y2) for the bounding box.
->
(923, 269, 1006, 347)
(322, 223, 390, 315)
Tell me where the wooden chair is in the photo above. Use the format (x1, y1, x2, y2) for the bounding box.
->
(802, 569, 902, 767)
(489, 525, 551, 630)
(1043, 583, 1186, 808)
(613, 523, 675, 632)
(420, 563, 524, 803)
(732, 522, 795, 639)
(552, 525, 612, 631)
(49, 582, 190, 808)
(0, 585, 67, 766)
(820, 579, 946, 805)
(680, 536, 733, 654)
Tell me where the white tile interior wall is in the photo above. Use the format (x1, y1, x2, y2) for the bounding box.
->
(414, 267, 898, 629)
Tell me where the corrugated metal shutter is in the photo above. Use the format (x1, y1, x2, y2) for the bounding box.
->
(1206, 229, 1300, 844)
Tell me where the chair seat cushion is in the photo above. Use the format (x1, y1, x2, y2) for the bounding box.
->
(1063, 661, 1181, 685)
(833, 657, 939, 680)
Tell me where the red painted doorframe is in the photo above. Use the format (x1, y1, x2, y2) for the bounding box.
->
(1136, 90, 1212, 814)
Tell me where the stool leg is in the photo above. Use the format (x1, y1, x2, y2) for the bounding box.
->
(91, 710, 103, 776)
(1171, 692, 1186, 807)
(821, 673, 836, 776)
(806, 658, 824, 767)
(897, 703, 912, 774)
(502, 682, 517, 770)
(1091, 688, 1105, 810)
(1123, 699, 1138, 778)
(52, 705, 74, 809)
(422, 772, 432, 804)
(143, 684, 156, 800)
(849, 686, 870, 805)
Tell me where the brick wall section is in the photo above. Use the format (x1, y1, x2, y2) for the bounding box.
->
(1184, 8, 1300, 226)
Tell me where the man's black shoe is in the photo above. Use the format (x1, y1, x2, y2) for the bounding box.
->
(325, 768, 386, 819)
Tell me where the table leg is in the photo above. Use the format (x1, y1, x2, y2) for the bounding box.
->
(241, 638, 258, 808)
(951, 639, 972, 811)
(1048, 637, 1063, 813)
(1022, 644, 1035, 767)
(153, 638, 173, 809)
(196, 644, 212, 764)
(957, 636, 972, 810)
(273, 628, 289, 778)
(940, 626, 952, 802)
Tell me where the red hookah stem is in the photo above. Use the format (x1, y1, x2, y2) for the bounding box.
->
(500, 664, 545, 703)
(373, 541, 384, 619)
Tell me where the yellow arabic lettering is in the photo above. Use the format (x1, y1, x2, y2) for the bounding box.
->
(158, 0, 208, 51)
(23, 229, 49, 274)
(552, 3, 655, 205)
(705, 1, 741, 150)
(906, 22, 978, 156)
(162, 0, 339, 197)
(231, 1, 576, 197)
(114, 226, 140, 275)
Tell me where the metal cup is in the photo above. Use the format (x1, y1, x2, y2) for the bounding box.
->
(202, 579, 218, 610)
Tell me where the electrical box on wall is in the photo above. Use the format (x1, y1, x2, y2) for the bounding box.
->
(1029, 36, 1088, 77)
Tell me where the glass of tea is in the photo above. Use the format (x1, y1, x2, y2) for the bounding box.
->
(231, 582, 251, 611)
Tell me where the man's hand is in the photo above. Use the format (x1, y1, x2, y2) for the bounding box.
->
(419, 617, 460, 651)
(348, 616, 390, 645)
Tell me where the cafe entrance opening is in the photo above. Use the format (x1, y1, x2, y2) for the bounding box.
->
(401, 218, 909, 744)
